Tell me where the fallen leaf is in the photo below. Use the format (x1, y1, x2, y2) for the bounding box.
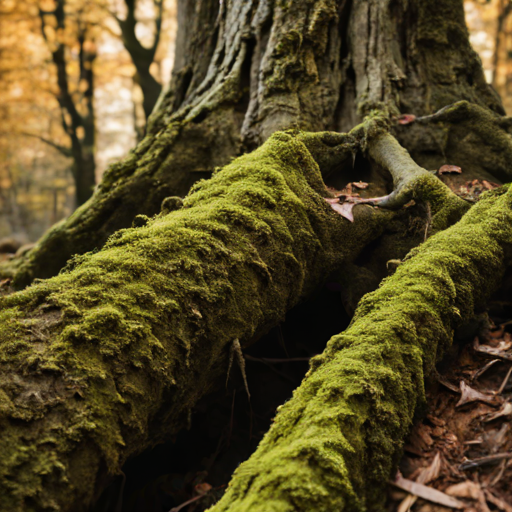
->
(391, 474, 464, 509)
(483, 423, 510, 453)
(195, 483, 212, 495)
(398, 114, 417, 125)
(351, 181, 369, 189)
(438, 165, 462, 175)
(445, 480, 481, 500)
(325, 199, 356, 222)
(409, 423, 434, 452)
(427, 415, 446, 427)
(473, 337, 512, 362)
(397, 453, 442, 512)
(482, 180, 499, 190)
(484, 401, 512, 422)
(456, 381, 501, 408)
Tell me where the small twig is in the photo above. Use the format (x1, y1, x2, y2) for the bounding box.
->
(459, 452, 512, 471)
(226, 339, 250, 400)
(168, 493, 206, 512)
(277, 325, 289, 358)
(424, 202, 432, 241)
(437, 375, 460, 393)
(497, 365, 512, 394)
(484, 489, 512, 512)
(489, 458, 507, 488)
(472, 359, 500, 381)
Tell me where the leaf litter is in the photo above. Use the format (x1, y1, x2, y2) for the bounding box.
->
(324, 182, 387, 222)
(388, 314, 512, 512)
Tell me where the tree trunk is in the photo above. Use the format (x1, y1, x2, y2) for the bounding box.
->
(118, 0, 164, 121)
(8, 0, 509, 288)
(2, 0, 512, 511)
(38, 0, 97, 209)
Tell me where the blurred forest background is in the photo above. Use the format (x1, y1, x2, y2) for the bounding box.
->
(0, 0, 176, 251)
(0, 0, 508, 254)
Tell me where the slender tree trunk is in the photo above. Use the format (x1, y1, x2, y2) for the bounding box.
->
(118, 0, 164, 120)
(39, 1, 97, 209)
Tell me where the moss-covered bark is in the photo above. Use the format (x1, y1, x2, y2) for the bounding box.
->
(0, 132, 390, 512)
(207, 185, 512, 512)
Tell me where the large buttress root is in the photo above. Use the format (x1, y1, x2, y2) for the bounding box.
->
(207, 186, 512, 512)
(0, 132, 390, 512)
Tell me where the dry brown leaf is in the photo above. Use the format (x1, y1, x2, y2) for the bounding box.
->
(445, 481, 481, 500)
(473, 337, 512, 362)
(352, 181, 369, 189)
(325, 199, 356, 222)
(398, 453, 443, 512)
(456, 381, 501, 408)
(483, 423, 510, 453)
(398, 114, 417, 125)
(195, 483, 212, 495)
(438, 165, 462, 175)
(484, 401, 512, 422)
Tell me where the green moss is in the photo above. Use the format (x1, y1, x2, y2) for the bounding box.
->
(208, 185, 512, 512)
(410, 173, 471, 231)
(0, 131, 385, 511)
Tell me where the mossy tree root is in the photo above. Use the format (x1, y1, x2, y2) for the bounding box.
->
(365, 131, 471, 233)
(0, 132, 390, 512)
(207, 185, 512, 512)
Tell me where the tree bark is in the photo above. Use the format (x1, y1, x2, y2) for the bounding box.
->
(7, 0, 508, 288)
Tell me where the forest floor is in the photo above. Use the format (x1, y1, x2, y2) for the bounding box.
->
(386, 303, 512, 512)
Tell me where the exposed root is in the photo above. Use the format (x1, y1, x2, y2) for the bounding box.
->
(207, 185, 512, 512)
(366, 132, 470, 231)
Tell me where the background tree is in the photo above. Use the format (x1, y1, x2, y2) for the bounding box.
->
(0, 0, 176, 244)
(39, 0, 98, 207)
(113, 0, 164, 123)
